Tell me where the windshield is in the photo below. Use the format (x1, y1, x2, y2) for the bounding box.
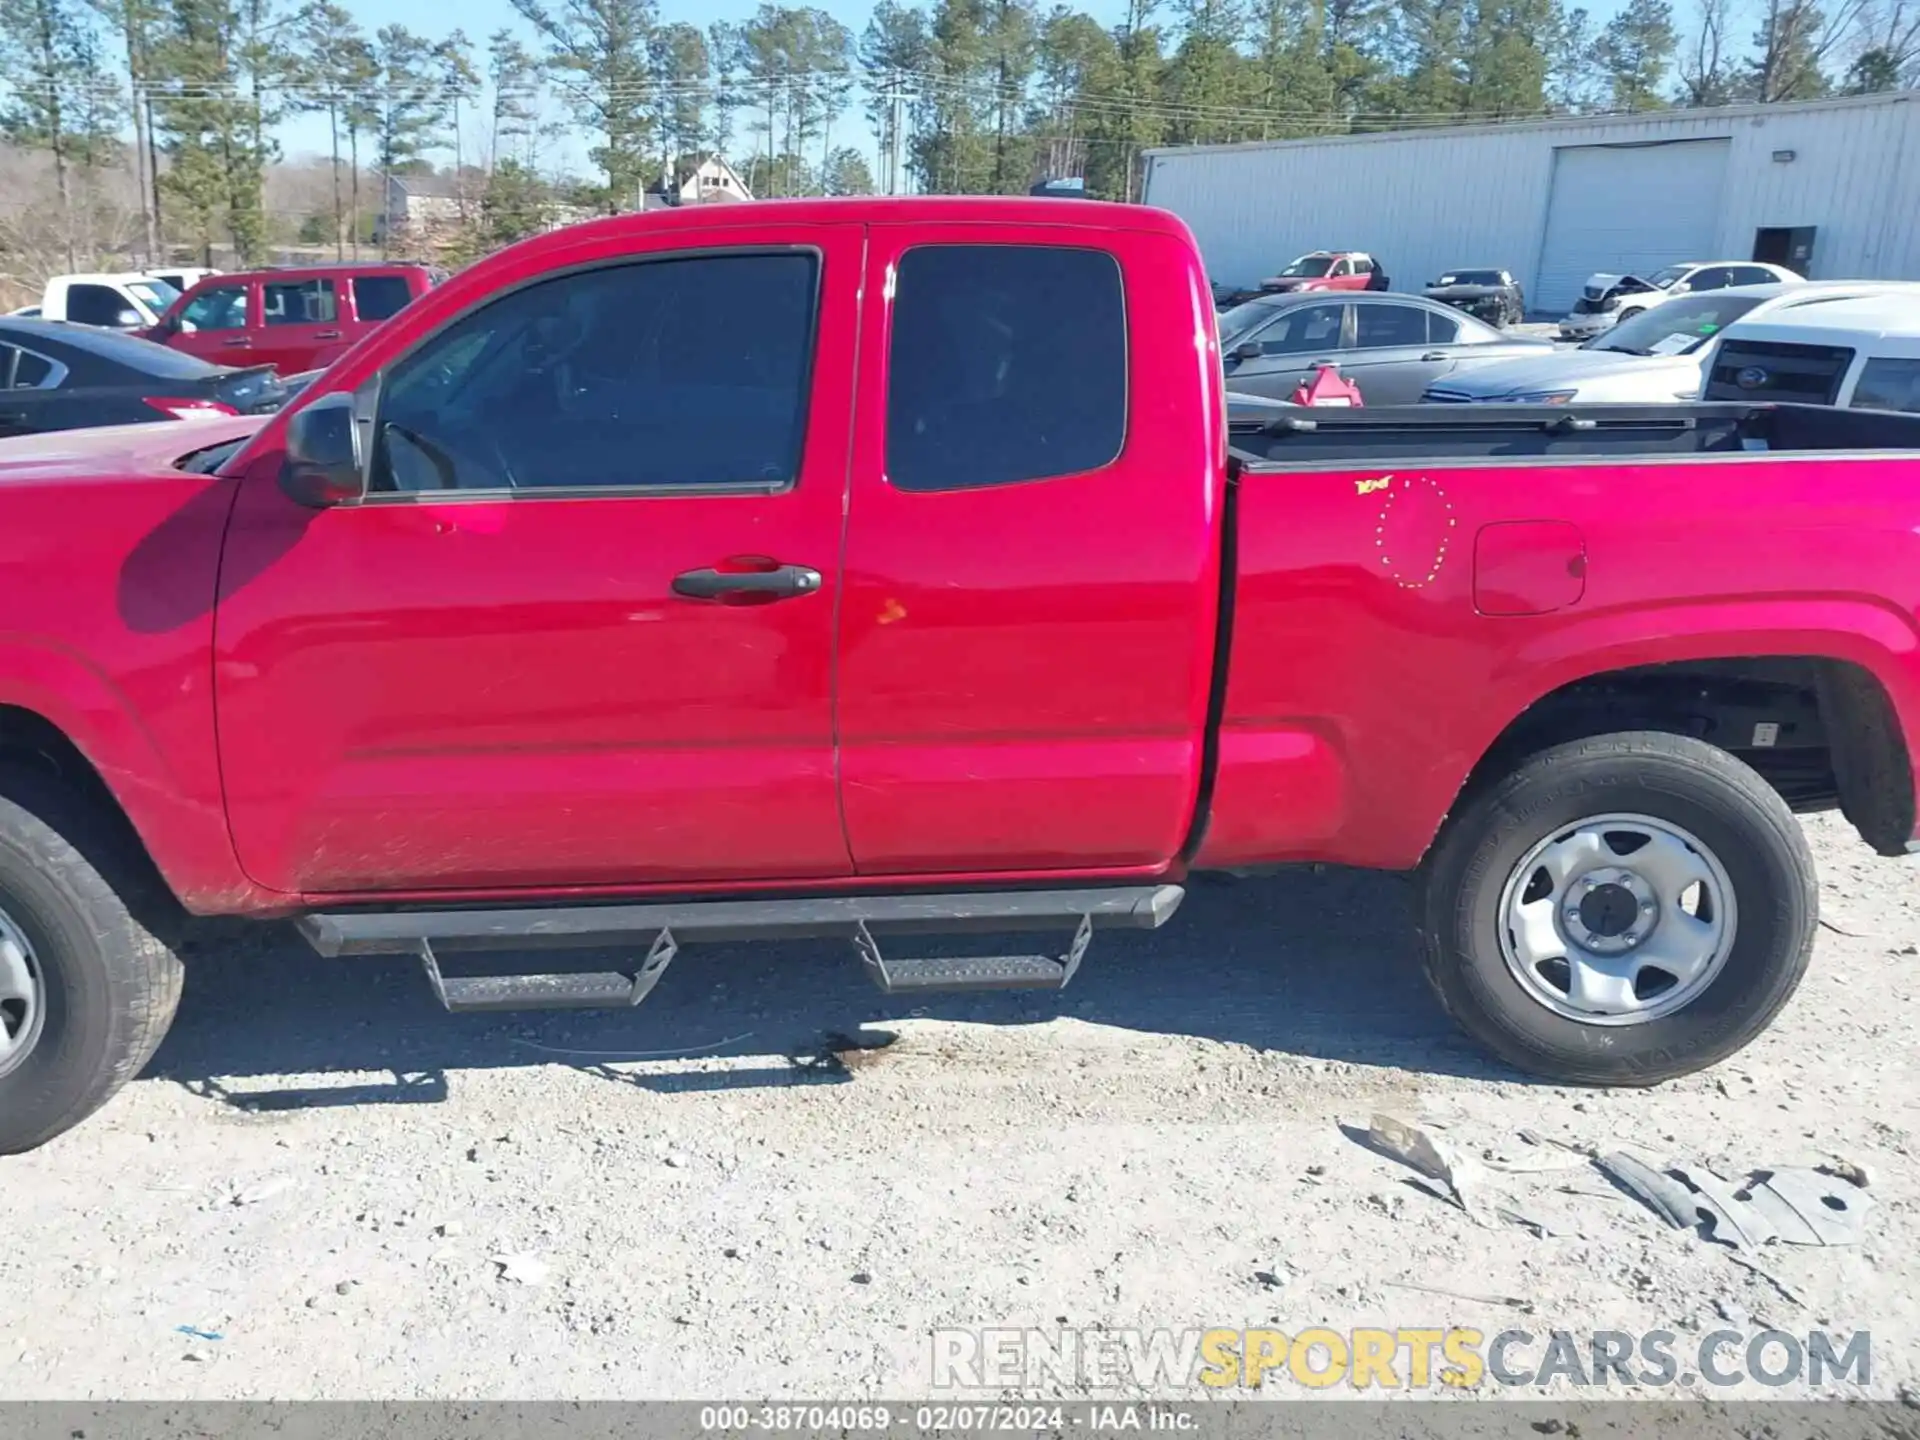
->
(1439, 270, 1503, 287)
(128, 279, 180, 313)
(1588, 294, 1762, 356)
(1217, 299, 1284, 348)
(1278, 255, 1335, 278)
(1647, 266, 1692, 289)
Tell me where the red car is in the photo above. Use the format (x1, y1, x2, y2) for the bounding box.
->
(144, 263, 437, 375)
(3, 196, 1920, 1153)
(1258, 250, 1388, 294)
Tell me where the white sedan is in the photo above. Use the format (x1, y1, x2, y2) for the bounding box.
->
(1557, 261, 1800, 341)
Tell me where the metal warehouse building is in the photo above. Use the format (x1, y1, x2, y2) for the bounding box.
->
(1142, 91, 1920, 315)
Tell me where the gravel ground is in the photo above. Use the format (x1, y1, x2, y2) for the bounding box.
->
(2, 812, 1915, 1403)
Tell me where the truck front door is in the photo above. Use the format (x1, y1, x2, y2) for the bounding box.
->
(835, 224, 1223, 875)
(215, 225, 861, 895)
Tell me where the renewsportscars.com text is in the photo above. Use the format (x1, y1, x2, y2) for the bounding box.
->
(932, 1326, 1872, 1391)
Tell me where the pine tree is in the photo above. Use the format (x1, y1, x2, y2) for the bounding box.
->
(650, 20, 711, 168)
(87, 0, 163, 259)
(859, 0, 928, 192)
(1, 0, 122, 268)
(1163, 0, 1247, 145)
(485, 28, 544, 171)
(1748, 0, 1842, 100)
(289, 1, 367, 257)
(1596, 0, 1676, 109)
(512, 0, 656, 209)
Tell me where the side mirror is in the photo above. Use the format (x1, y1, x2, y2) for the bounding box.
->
(1231, 341, 1262, 363)
(279, 391, 365, 507)
(115, 308, 143, 328)
(1669, 282, 1691, 295)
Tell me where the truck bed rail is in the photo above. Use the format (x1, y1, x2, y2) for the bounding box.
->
(1228, 401, 1920, 469)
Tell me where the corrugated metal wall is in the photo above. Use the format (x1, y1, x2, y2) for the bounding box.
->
(1143, 94, 1920, 309)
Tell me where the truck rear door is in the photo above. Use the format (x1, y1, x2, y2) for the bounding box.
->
(255, 275, 342, 374)
(836, 221, 1223, 874)
(215, 222, 862, 895)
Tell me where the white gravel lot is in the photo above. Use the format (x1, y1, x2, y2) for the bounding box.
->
(2, 812, 1915, 1403)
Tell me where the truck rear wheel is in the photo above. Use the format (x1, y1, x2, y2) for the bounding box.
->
(1419, 732, 1815, 1085)
(0, 767, 182, 1155)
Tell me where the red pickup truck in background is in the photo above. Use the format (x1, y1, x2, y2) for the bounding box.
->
(144, 262, 437, 375)
(2, 197, 1918, 1154)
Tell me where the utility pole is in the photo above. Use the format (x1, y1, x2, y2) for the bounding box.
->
(888, 82, 906, 195)
(144, 91, 163, 262)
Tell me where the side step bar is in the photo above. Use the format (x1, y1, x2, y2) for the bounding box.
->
(297, 885, 1184, 1015)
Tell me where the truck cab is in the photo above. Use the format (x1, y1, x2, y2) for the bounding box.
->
(37, 273, 180, 330)
(1704, 291, 1920, 412)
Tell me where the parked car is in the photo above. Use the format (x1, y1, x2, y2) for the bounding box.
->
(144, 263, 437, 375)
(1559, 261, 1799, 340)
(1425, 282, 1920, 405)
(31, 272, 181, 330)
(1218, 290, 1550, 404)
(0, 316, 287, 439)
(6, 195, 1920, 1155)
(1256, 250, 1388, 295)
(1703, 291, 1920, 412)
(1424, 268, 1525, 327)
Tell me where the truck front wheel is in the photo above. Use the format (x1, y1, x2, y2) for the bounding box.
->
(0, 768, 182, 1154)
(1420, 732, 1816, 1085)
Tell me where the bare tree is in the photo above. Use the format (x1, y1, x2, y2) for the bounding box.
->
(1845, 0, 1920, 85)
(1675, 0, 1737, 101)
(1749, 0, 1866, 99)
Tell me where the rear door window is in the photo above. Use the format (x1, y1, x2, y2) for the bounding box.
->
(885, 244, 1125, 492)
(11, 349, 55, 387)
(352, 274, 414, 321)
(1353, 303, 1427, 349)
(264, 278, 339, 326)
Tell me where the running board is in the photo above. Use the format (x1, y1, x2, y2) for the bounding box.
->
(296, 886, 1184, 1014)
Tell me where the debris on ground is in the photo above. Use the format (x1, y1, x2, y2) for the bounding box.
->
(228, 1177, 294, 1206)
(492, 1253, 550, 1286)
(1363, 1114, 1480, 1216)
(1669, 1164, 1876, 1249)
(1382, 1279, 1533, 1311)
(1595, 1152, 1701, 1229)
(1598, 1153, 1876, 1250)
(174, 1326, 223, 1342)
(1820, 1158, 1874, 1190)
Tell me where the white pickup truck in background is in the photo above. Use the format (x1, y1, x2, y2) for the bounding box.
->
(8, 272, 184, 329)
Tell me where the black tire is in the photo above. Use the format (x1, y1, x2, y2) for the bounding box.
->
(0, 767, 183, 1155)
(1419, 732, 1816, 1086)
(1616, 306, 1643, 323)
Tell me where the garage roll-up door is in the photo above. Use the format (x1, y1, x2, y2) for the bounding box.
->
(1533, 139, 1731, 315)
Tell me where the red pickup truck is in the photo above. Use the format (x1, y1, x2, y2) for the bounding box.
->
(3, 197, 1918, 1154)
(144, 263, 436, 376)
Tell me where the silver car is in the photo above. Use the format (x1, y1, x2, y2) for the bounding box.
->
(1426, 283, 1920, 405)
(1218, 291, 1550, 406)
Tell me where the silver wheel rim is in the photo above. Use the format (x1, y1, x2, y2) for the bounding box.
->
(1497, 813, 1737, 1027)
(0, 906, 45, 1079)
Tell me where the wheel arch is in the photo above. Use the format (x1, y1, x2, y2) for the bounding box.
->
(1446, 653, 1916, 859)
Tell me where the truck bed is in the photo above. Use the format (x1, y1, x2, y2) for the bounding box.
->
(1229, 401, 1920, 468)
